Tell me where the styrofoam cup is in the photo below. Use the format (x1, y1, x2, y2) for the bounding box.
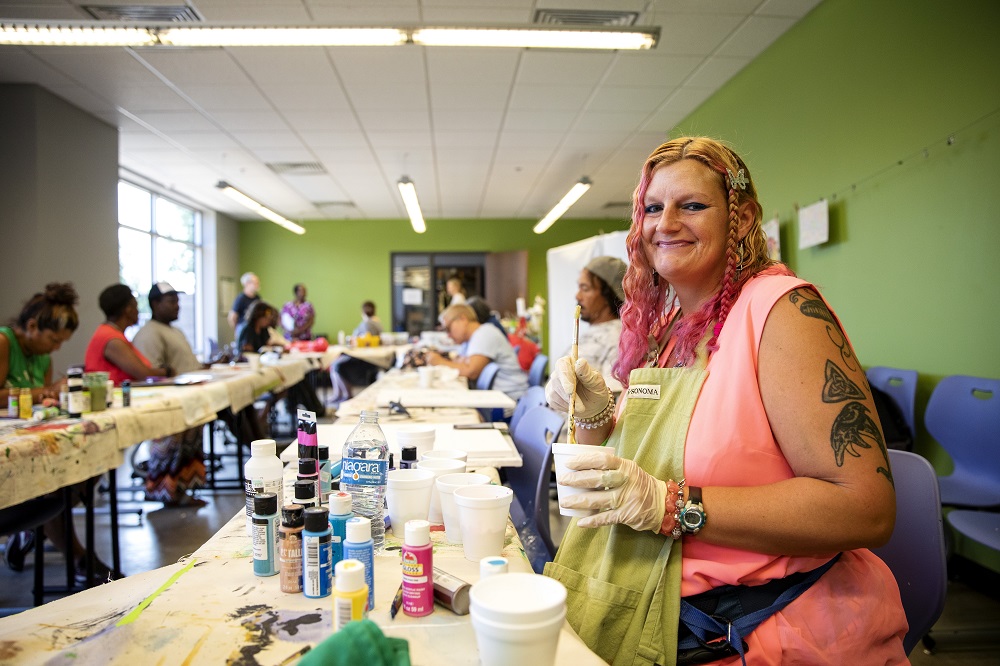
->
(551, 443, 618, 517)
(453, 485, 513, 562)
(421, 448, 468, 466)
(416, 457, 467, 523)
(386, 468, 435, 537)
(470, 573, 567, 666)
(394, 425, 436, 461)
(244, 352, 261, 371)
(435, 473, 492, 543)
(417, 365, 437, 388)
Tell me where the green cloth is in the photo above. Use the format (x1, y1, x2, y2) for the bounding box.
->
(544, 359, 708, 666)
(298, 619, 410, 666)
(1, 326, 49, 388)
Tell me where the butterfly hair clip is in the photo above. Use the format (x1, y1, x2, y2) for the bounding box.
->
(726, 168, 748, 191)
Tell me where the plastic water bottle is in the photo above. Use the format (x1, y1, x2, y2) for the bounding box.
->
(341, 410, 389, 553)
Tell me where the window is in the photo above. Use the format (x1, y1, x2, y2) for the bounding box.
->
(117, 181, 203, 351)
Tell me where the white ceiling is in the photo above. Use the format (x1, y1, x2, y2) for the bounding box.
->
(0, 0, 822, 225)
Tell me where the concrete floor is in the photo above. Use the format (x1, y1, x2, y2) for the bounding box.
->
(3, 437, 999, 663)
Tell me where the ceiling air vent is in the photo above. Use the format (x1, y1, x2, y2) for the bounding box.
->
(83, 4, 203, 22)
(533, 9, 639, 27)
(267, 162, 328, 176)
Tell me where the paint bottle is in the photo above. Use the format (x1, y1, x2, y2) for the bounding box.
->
(252, 492, 279, 577)
(401, 519, 434, 617)
(121, 379, 131, 407)
(399, 445, 417, 469)
(298, 458, 320, 505)
(342, 516, 375, 612)
(302, 506, 332, 599)
(7, 389, 18, 418)
(333, 559, 369, 631)
(294, 478, 318, 509)
(67, 366, 84, 418)
(328, 491, 353, 570)
(18, 388, 32, 420)
(244, 439, 283, 537)
(279, 504, 305, 593)
(318, 445, 332, 502)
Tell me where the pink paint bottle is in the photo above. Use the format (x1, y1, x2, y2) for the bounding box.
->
(401, 519, 434, 617)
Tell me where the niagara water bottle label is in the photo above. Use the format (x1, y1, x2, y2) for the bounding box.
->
(342, 458, 388, 486)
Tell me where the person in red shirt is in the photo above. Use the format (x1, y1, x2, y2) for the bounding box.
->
(85, 284, 170, 384)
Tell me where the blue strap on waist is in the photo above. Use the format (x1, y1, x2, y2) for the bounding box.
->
(678, 554, 841, 666)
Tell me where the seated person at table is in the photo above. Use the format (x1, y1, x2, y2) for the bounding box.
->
(427, 304, 528, 408)
(281, 283, 315, 341)
(237, 301, 286, 354)
(352, 300, 383, 339)
(1, 283, 116, 581)
(562, 255, 626, 381)
(85, 284, 170, 384)
(330, 301, 384, 403)
(131, 282, 207, 506)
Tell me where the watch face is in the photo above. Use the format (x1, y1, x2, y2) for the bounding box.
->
(681, 504, 705, 531)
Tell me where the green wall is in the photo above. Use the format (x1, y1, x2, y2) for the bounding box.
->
(239, 217, 628, 348)
(672, 0, 1000, 569)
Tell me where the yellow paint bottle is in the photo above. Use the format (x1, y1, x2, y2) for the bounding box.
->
(333, 559, 368, 631)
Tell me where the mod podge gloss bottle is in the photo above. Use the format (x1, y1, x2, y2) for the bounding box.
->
(401, 519, 434, 617)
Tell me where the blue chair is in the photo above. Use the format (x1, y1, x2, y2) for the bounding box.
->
(528, 353, 549, 387)
(475, 362, 500, 391)
(872, 450, 947, 655)
(925, 375, 1000, 508)
(507, 405, 565, 573)
(867, 366, 918, 438)
(946, 510, 1000, 553)
(510, 386, 547, 438)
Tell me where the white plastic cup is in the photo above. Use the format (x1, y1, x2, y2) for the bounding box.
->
(470, 572, 567, 666)
(551, 443, 618, 517)
(416, 458, 467, 524)
(244, 352, 261, 371)
(386, 468, 436, 537)
(452, 485, 513, 562)
(421, 448, 468, 466)
(435, 473, 492, 544)
(417, 365, 437, 388)
(394, 425, 437, 461)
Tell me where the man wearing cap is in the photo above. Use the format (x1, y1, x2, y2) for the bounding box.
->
(132, 282, 204, 376)
(565, 256, 627, 382)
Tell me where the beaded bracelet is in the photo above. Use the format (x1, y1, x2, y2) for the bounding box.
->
(572, 393, 615, 430)
(659, 478, 686, 540)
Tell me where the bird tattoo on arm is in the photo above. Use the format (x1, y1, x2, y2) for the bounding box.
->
(831, 401, 894, 483)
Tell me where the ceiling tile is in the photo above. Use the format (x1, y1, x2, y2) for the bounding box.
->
(685, 56, 752, 89)
(717, 15, 797, 58)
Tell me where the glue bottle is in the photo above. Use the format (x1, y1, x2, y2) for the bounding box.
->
(342, 516, 375, 612)
(333, 559, 369, 631)
(302, 506, 332, 599)
(401, 519, 434, 617)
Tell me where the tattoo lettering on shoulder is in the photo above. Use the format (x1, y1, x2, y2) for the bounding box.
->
(822, 360, 866, 403)
(788, 289, 858, 372)
(831, 401, 894, 485)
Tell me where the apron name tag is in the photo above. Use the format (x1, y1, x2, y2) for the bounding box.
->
(626, 384, 661, 400)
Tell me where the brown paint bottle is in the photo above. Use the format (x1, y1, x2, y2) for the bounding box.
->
(278, 504, 305, 593)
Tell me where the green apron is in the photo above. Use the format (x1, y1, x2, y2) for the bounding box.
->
(544, 359, 708, 666)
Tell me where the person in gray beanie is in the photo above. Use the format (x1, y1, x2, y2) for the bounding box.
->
(564, 255, 627, 381)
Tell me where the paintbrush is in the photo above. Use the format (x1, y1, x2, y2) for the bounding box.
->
(568, 305, 581, 444)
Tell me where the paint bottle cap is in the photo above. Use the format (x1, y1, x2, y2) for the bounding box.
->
(298, 457, 318, 475)
(281, 504, 305, 527)
(329, 491, 352, 516)
(251, 439, 277, 457)
(317, 445, 329, 462)
(336, 559, 366, 593)
(480, 556, 508, 578)
(346, 516, 371, 543)
(303, 506, 329, 532)
(294, 479, 316, 502)
(401, 445, 417, 462)
(253, 492, 277, 516)
(298, 443, 318, 460)
(405, 519, 430, 547)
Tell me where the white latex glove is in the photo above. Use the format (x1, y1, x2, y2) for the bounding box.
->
(558, 450, 667, 533)
(545, 356, 611, 420)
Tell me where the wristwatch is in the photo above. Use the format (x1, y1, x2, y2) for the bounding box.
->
(679, 486, 706, 535)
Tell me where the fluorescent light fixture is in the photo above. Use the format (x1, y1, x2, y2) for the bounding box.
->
(158, 27, 407, 47)
(0, 23, 657, 50)
(533, 178, 593, 234)
(397, 177, 426, 234)
(217, 181, 305, 235)
(412, 27, 657, 50)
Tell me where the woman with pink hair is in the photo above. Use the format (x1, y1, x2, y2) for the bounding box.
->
(544, 137, 907, 664)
